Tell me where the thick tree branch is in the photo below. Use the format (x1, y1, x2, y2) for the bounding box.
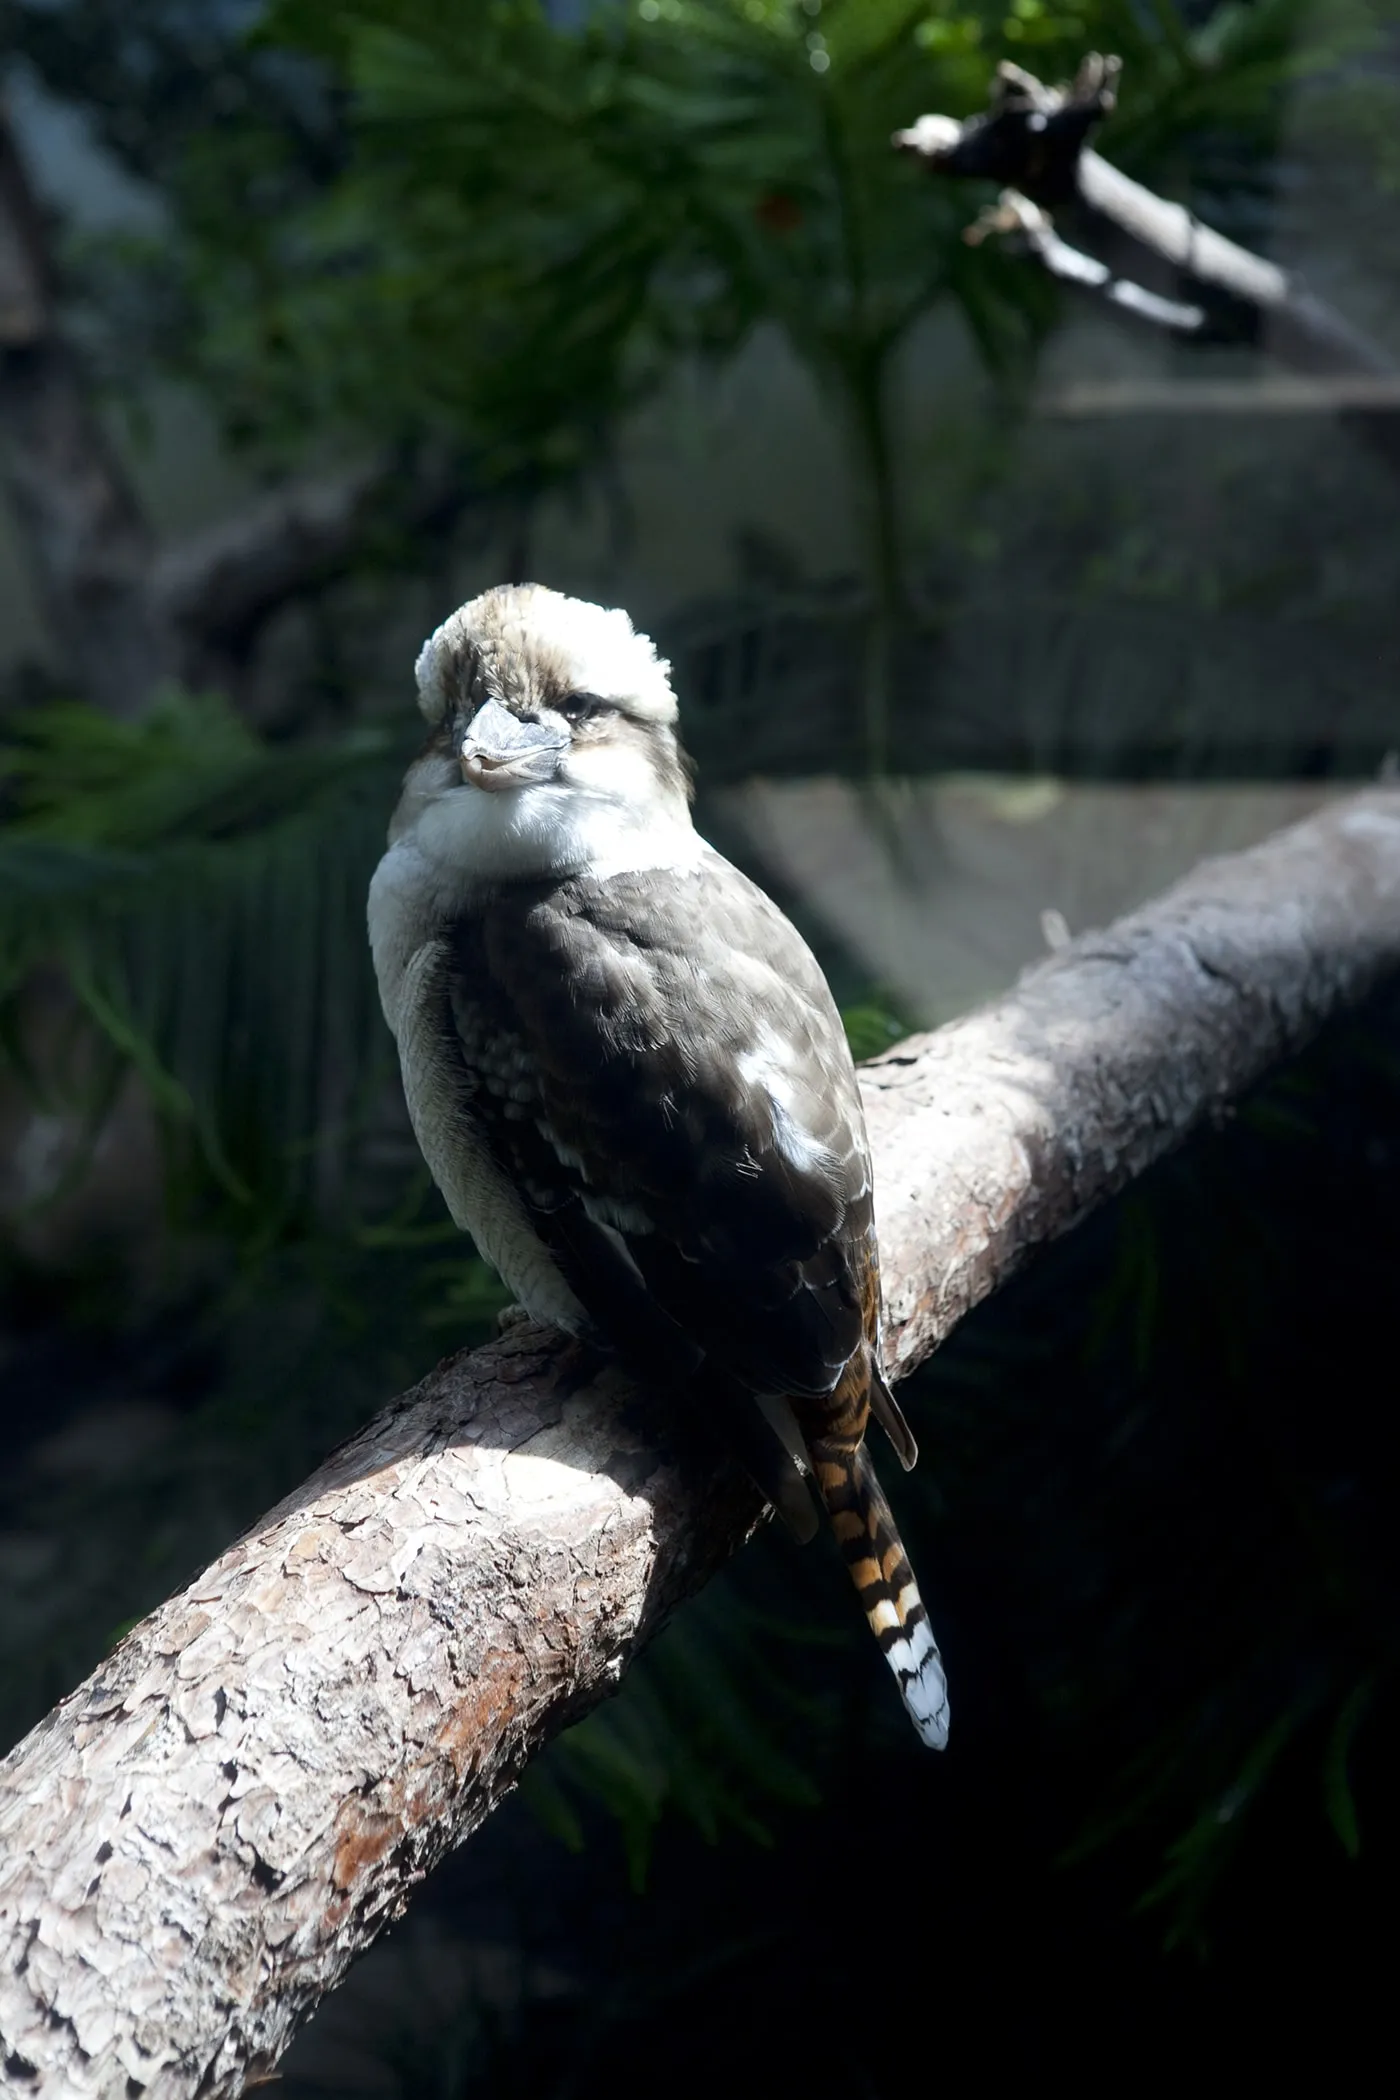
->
(897, 57, 1400, 477)
(4, 788, 1400, 2096)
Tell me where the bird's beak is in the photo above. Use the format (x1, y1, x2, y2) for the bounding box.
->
(460, 698, 567, 792)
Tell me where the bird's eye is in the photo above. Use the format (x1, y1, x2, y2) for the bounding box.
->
(557, 692, 611, 725)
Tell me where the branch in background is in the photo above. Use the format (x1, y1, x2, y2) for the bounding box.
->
(4, 788, 1400, 2097)
(0, 102, 476, 721)
(155, 445, 474, 690)
(896, 57, 1400, 479)
(963, 189, 1207, 336)
(0, 104, 171, 720)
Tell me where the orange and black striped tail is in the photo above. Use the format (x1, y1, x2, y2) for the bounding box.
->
(812, 1435, 950, 1750)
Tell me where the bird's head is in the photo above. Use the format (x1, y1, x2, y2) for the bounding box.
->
(389, 584, 698, 885)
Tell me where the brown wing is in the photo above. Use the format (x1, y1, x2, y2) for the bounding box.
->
(444, 852, 877, 1403)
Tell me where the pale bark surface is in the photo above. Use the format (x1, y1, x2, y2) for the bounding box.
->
(864, 789, 1400, 1367)
(0, 1340, 763, 2099)
(3, 788, 1400, 2096)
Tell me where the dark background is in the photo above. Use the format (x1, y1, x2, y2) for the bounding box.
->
(2, 3, 1398, 2091)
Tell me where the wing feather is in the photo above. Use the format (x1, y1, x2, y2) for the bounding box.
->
(444, 851, 878, 1402)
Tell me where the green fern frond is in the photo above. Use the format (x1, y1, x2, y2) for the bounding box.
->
(0, 693, 407, 1234)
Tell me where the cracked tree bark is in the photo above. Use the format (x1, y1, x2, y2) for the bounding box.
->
(3, 786, 1400, 2098)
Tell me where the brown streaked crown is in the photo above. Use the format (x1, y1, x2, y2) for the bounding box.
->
(415, 584, 678, 731)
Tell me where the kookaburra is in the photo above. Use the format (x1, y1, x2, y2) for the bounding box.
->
(368, 584, 949, 1748)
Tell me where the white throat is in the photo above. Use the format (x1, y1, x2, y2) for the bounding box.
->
(368, 742, 705, 1025)
(413, 774, 702, 892)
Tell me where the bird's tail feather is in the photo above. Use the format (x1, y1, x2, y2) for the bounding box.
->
(811, 1434, 949, 1750)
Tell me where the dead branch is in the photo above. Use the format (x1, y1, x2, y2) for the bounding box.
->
(897, 57, 1400, 477)
(3, 787, 1400, 2097)
(964, 188, 1208, 336)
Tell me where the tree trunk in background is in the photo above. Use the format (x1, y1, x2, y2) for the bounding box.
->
(0, 108, 172, 718)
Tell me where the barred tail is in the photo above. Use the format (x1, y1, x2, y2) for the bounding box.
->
(812, 1435, 950, 1750)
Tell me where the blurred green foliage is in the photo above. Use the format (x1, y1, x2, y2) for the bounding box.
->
(14, 0, 1400, 782)
(0, 693, 401, 1232)
(220, 0, 1400, 479)
(23, 0, 1398, 660)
